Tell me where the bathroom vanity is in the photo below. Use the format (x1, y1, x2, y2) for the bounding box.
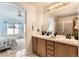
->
(32, 35, 78, 57)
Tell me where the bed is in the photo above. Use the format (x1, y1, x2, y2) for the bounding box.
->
(0, 37, 17, 51)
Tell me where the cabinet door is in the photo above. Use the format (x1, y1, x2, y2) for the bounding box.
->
(55, 42, 78, 57)
(37, 38, 46, 57)
(32, 37, 37, 53)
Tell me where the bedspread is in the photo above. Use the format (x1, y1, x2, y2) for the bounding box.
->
(0, 37, 17, 50)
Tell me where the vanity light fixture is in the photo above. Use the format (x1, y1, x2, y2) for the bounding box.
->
(46, 2, 70, 13)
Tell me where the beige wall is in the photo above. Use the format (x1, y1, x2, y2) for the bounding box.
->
(35, 7, 45, 34)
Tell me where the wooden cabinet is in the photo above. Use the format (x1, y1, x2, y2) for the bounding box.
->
(32, 37, 37, 53)
(37, 38, 46, 56)
(32, 37, 78, 57)
(55, 42, 78, 57)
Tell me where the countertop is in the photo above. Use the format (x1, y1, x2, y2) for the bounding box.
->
(32, 34, 78, 46)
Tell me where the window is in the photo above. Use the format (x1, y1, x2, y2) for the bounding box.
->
(48, 16, 55, 35)
(14, 24, 19, 34)
(7, 24, 19, 35)
(7, 28, 14, 35)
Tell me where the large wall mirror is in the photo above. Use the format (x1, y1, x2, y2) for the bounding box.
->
(45, 3, 78, 36)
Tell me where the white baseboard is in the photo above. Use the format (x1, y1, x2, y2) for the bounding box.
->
(16, 49, 33, 57)
(25, 50, 33, 56)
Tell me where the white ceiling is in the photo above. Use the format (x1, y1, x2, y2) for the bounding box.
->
(0, 3, 25, 24)
(26, 2, 56, 8)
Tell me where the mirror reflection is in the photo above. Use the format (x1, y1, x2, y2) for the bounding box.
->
(43, 3, 78, 40)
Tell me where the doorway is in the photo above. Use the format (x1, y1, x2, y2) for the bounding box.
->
(0, 3, 26, 57)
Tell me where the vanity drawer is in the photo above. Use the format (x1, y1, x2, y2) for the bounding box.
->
(47, 49, 55, 56)
(47, 44, 54, 50)
(47, 40, 55, 46)
(47, 53, 54, 57)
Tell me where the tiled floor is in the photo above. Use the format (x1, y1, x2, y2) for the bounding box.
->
(0, 49, 38, 57)
(0, 50, 16, 57)
(26, 53, 38, 57)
